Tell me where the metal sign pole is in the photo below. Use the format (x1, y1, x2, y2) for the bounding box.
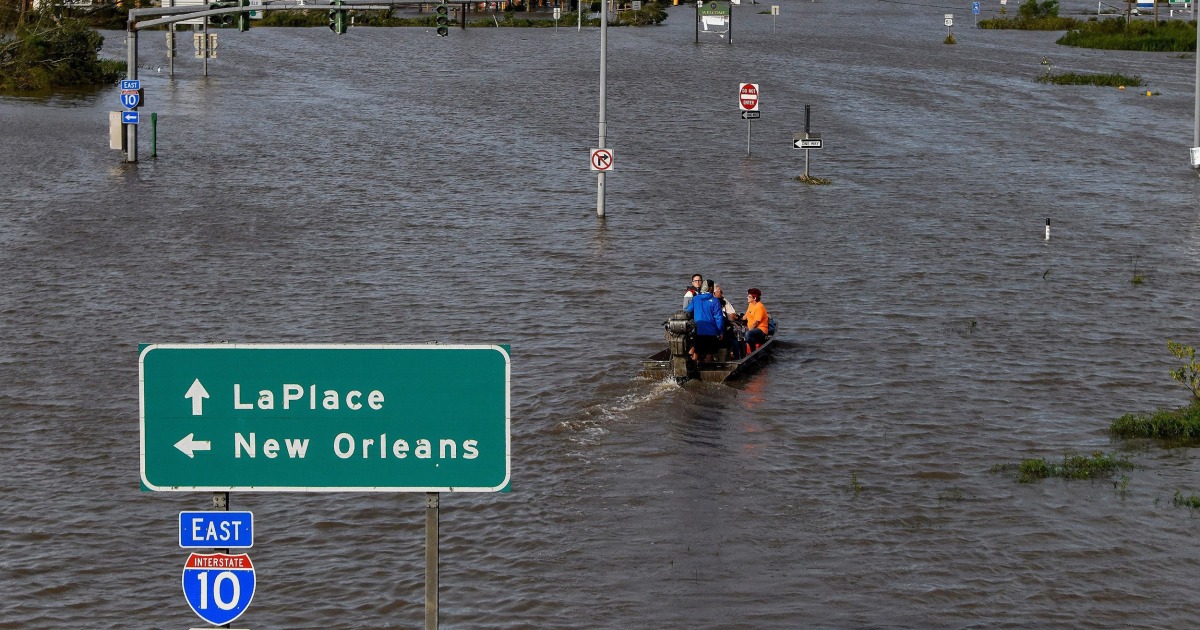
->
(746, 119, 751, 156)
(203, 20, 209, 77)
(213, 491, 232, 629)
(596, 1, 608, 217)
(425, 493, 440, 630)
(124, 27, 138, 164)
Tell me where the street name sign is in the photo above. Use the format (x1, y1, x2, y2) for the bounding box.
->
(140, 344, 511, 492)
(183, 552, 255, 626)
(180, 511, 254, 548)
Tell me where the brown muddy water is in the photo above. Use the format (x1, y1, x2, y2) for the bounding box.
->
(3, 0, 1200, 627)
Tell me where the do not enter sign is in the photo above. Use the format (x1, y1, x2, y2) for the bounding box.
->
(739, 83, 759, 112)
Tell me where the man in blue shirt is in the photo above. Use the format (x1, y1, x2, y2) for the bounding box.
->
(685, 280, 725, 362)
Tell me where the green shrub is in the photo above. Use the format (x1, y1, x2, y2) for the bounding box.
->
(1168, 341, 1200, 401)
(1035, 71, 1143, 86)
(1010, 451, 1134, 483)
(1111, 403, 1200, 441)
(1057, 18, 1197, 51)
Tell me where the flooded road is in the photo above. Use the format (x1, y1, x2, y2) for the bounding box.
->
(4, 0, 1200, 626)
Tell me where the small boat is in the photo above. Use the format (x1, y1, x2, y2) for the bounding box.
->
(639, 310, 776, 383)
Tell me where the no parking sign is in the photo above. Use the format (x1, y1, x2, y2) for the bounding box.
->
(182, 552, 255, 626)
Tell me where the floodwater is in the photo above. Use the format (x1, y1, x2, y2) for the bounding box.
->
(4, 0, 1200, 626)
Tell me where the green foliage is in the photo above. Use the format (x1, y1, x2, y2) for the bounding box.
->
(1173, 490, 1200, 509)
(978, 15, 1079, 30)
(1110, 402, 1200, 442)
(1005, 451, 1134, 483)
(944, 33, 956, 44)
(1057, 18, 1197, 51)
(616, 1, 666, 26)
(1168, 341, 1200, 401)
(1035, 71, 1143, 87)
(257, 9, 328, 26)
(1019, 0, 1059, 19)
(0, 13, 124, 91)
(795, 174, 831, 185)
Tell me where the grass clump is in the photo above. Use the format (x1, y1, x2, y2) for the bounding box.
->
(1173, 490, 1200, 509)
(1035, 72, 1143, 87)
(1057, 18, 1197, 51)
(944, 33, 956, 45)
(1111, 403, 1200, 443)
(795, 174, 831, 185)
(994, 451, 1134, 483)
(979, 15, 1080, 30)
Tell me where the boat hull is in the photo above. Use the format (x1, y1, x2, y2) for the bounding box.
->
(639, 337, 775, 383)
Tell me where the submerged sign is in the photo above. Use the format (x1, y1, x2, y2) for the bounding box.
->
(140, 344, 510, 492)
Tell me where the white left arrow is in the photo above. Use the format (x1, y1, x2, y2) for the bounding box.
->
(174, 433, 212, 458)
(185, 378, 209, 416)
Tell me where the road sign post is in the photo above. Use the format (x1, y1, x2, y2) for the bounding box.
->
(139, 344, 511, 492)
(739, 82, 759, 156)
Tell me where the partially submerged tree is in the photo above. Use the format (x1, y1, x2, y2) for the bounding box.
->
(0, 12, 124, 91)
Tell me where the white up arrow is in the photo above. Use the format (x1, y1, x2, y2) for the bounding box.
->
(174, 433, 212, 458)
(185, 378, 209, 416)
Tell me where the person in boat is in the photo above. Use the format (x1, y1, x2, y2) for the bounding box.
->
(686, 279, 725, 362)
(683, 273, 704, 307)
(742, 288, 769, 353)
(713, 284, 743, 360)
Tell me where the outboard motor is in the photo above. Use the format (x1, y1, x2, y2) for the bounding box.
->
(664, 310, 697, 381)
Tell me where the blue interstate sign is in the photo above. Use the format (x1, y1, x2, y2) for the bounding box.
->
(120, 79, 141, 90)
(182, 552, 255, 626)
(120, 91, 140, 109)
(179, 511, 254, 548)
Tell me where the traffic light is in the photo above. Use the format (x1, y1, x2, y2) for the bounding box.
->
(236, 0, 251, 31)
(209, 1, 235, 26)
(434, 2, 449, 36)
(328, 0, 348, 34)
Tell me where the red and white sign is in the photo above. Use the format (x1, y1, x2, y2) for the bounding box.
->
(590, 148, 614, 172)
(739, 83, 759, 112)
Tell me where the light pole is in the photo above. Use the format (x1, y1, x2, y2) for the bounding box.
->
(596, 0, 607, 216)
(1192, 20, 1200, 168)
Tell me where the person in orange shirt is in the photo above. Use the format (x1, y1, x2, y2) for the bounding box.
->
(743, 288, 769, 352)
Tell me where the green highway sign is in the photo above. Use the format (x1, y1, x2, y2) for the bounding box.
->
(139, 344, 510, 492)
